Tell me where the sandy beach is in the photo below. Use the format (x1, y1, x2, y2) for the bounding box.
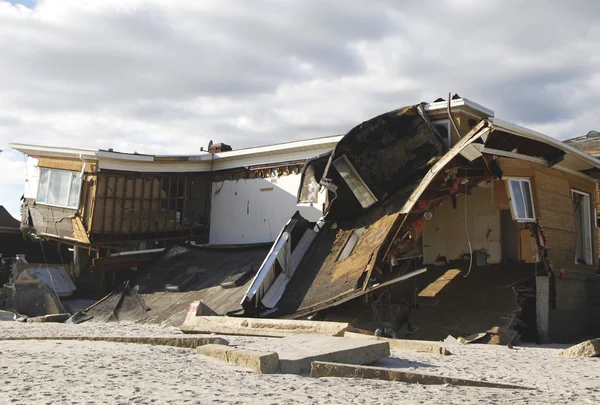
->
(0, 322, 598, 404)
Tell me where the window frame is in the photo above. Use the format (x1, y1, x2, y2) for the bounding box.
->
(36, 167, 82, 209)
(571, 189, 594, 265)
(431, 119, 451, 148)
(332, 155, 378, 209)
(506, 178, 536, 222)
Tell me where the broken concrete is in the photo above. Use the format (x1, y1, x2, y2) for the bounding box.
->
(558, 339, 600, 357)
(343, 332, 451, 355)
(242, 334, 390, 374)
(180, 315, 350, 337)
(10, 280, 66, 317)
(0, 336, 228, 349)
(310, 361, 534, 390)
(196, 344, 280, 374)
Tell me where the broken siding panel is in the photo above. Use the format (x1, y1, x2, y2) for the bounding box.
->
(24, 199, 77, 240)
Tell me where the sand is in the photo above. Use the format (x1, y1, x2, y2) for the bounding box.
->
(0, 322, 599, 404)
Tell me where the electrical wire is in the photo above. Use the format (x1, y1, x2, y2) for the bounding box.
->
(463, 172, 474, 278)
(39, 239, 59, 297)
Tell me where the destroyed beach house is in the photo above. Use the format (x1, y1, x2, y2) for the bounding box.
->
(9, 97, 600, 343)
(242, 98, 600, 343)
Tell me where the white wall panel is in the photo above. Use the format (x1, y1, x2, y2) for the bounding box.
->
(209, 174, 323, 245)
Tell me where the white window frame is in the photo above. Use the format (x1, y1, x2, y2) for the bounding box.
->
(506, 178, 536, 222)
(36, 167, 82, 209)
(431, 119, 451, 148)
(332, 155, 378, 209)
(572, 189, 594, 265)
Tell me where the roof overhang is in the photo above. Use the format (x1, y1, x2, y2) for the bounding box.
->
(424, 97, 495, 118)
(10, 135, 343, 173)
(488, 118, 600, 175)
(9, 143, 98, 160)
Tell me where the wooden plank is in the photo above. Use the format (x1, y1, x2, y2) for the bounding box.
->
(71, 216, 91, 245)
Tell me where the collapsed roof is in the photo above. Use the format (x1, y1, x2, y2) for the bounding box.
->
(243, 101, 600, 318)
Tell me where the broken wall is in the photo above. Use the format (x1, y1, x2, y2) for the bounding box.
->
(91, 172, 210, 236)
(209, 173, 323, 245)
(499, 158, 598, 267)
(422, 185, 501, 264)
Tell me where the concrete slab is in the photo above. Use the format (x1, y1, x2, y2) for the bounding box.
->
(310, 361, 534, 390)
(196, 344, 280, 374)
(343, 332, 452, 355)
(0, 336, 228, 350)
(180, 313, 349, 337)
(243, 334, 390, 374)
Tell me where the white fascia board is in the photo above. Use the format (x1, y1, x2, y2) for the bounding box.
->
(211, 146, 336, 171)
(210, 135, 343, 160)
(96, 150, 154, 162)
(488, 118, 600, 170)
(97, 160, 212, 172)
(424, 98, 495, 117)
(9, 143, 98, 160)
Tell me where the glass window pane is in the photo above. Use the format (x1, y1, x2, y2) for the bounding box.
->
(68, 174, 81, 208)
(332, 157, 377, 209)
(510, 180, 526, 219)
(522, 181, 534, 219)
(37, 168, 50, 203)
(47, 170, 71, 206)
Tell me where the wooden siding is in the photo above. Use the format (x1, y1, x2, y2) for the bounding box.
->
(37, 157, 97, 173)
(499, 158, 598, 267)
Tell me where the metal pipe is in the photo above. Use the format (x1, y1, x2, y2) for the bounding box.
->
(76, 153, 88, 214)
(447, 92, 462, 139)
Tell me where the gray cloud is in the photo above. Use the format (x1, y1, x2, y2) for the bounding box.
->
(1, 0, 600, 218)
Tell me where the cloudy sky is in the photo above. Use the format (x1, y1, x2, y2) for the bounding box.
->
(1, 0, 599, 219)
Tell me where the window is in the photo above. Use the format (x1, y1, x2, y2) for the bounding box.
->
(332, 155, 377, 209)
(36, 168, 82, 209)
(432, 119, 451, 148)
(507, 178, 535, 221)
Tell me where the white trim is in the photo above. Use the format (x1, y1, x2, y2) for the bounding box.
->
(571, 189, 594, 265)
(424, 98, 495, 117)
(506, 178, 536, 222)
(213, 135, 343, 159)
(10, 143, 98, 160)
